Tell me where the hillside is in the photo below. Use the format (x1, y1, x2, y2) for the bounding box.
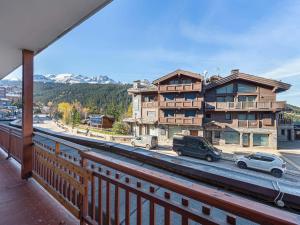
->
(33, 82, 131, 113)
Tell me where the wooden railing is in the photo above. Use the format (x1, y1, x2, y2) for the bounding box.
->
(159, 117, 202, 125)
(0, 125, 299, 225)
(238, 120, 259, 128)
(0, 123, 22, 162)
(205, 101, 286, 111)
(142, 101, 158, 108)
(159, 83, 202, 92)
(159, 100, 201, 108)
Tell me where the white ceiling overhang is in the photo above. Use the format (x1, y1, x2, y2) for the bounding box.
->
(0, 0, 112, 79)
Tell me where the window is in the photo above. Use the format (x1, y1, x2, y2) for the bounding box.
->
(186, 138, 199, 148)
(214, 131, 221, 138)
(185, 110, 196, 117)
(184, 92, 196, 100)
(238, 114, 247, 120)
(144, 95, 155, 102)
(205, 114, 211, 119)
(147, 111, 156, 118)
(169, 79, 179, 85)
(238, 95, 256, 102)
(216, 96, 234, 102)
(164, 94, 175, 101)
(225, 113, 232, 120)
(182, 79, 192, 84)
(224, 131, 240, 144)
(281, 129, 285, 135)
(164, 110, 174, 117)
(216, 84, 233, 94)
(247, 113, 256, 121)
(253, 134, 269, 146)
(237, 83, 256, 93)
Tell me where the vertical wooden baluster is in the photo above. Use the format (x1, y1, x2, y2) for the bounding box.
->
(80, 158, 89, 225)
(125, 178, 130, 225)
(149, 186, 155, 225)
(164, 192, 170, 225)
(106, 170, 111, 225)
(181, 198, 189, 225)
(91, 175, 96, 220)
(98, 177, 102, 225)
(114, 184, 119, 225)
(136, 182, 142, 225)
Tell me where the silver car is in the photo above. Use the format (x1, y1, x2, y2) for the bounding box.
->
(235, 152, 286, 178)
(131, 135, 158, 150)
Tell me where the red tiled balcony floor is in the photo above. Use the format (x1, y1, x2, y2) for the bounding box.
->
(0, 149, 78, 225)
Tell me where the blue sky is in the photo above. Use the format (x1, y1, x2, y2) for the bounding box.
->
(7, 0, 300, 106)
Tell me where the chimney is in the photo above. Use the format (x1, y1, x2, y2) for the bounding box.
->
(231, 69, 239, 75)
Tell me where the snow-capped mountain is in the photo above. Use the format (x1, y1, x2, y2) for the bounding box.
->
(30, 73, 117, 84)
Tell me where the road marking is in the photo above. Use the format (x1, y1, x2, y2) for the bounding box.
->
(281, 155, 300, 171)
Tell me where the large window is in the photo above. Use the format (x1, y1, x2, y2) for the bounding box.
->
(238, 113, 247, 120)
(144, 95, 155, 102)
(216, 96, 234, 102)
(164, 109, 174, 117)
(225, 113, 232, 120)
(238, 95, 256, 102)
(216, 84, 233, 94)
(185, 110, 196, 117)
(253, 134, 269, 146)
(164, 94, 175, 101)
(184, 92, 196, 100)
(224, 131, 240, 144)
(247, 113, 256, 120)
(237, 83, 256, 93)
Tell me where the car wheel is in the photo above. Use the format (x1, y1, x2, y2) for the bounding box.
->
(131, 141, 135, 147)
(206, 155, 213, 162)
(237, 161, 247, 169)
(146, 144, 151, 150)
(271, 169, 283, 178)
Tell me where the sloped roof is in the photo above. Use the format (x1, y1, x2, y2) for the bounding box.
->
(205, 72, 291, 93)
(0, 0, 111, 79)
(152, 69, 203, 84)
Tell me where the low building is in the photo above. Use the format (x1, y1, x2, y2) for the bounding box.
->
(125, 69, 291, 149)
(0, 87, 6, 98)
(88, 115, 114, 129)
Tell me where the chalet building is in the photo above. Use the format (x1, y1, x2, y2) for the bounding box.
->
(125, 69, 204, 142)
(204, 69, 290, 149)
(126, 69, 291, 149)
(88, 114, 114, 129)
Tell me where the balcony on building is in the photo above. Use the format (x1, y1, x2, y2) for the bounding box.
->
(205, 101, 286, 111)
(158, 82, 202, 93)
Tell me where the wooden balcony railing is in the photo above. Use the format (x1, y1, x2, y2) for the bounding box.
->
(159, 83, 202, 93)
(0, 124, 22, 162)
(159, 100, 201, 108)
(159, 117, 202, 125)
(238, 120, 259, 128)
(0, 124, 299, 225)
(142, 101, 158, 108)
(205, 101, 286, 111)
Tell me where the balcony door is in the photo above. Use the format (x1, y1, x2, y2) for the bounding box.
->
(242, 133, 250, 147)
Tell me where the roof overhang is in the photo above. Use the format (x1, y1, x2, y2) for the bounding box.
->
(153, 69, 203, 84)
(0, 0, 112, 79)
(205, 72, 291, 93)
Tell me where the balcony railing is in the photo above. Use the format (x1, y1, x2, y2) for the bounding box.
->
(159, 117, 202, 125)
(205, 101, 286, 111)
(159, 100, 201, 108)
(0, 123, 299, 225)
(159, 83, 202, 92)
(238, 120, 259, 128)
(142, 101, 158, 108)
(0, 124, 22, 162)
(278, 118, 293, 125)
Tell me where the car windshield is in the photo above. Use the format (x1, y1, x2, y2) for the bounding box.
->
(202, 138, 214, 149)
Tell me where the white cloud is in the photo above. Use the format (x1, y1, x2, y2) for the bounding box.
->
(263, 58, 300, 79)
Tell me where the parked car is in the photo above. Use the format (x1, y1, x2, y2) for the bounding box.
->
(172, 135, 222, 161)
(131, 135, 158, 149)
(235, 152, 286, 178)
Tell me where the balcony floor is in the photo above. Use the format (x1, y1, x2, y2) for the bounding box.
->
(0, 149, 78, 225)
